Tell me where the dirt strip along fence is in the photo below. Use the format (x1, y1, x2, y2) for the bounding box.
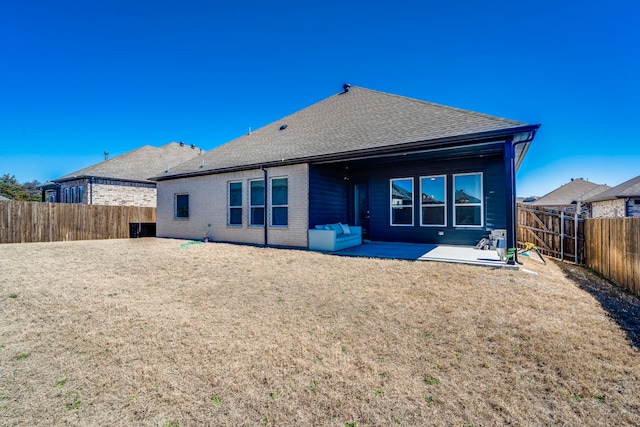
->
(585, 217, 640, 297)
(0, 200, 156, 244)
(517, 204, 585, 264)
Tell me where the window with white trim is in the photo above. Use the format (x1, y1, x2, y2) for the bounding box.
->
(249, 179, 265, 226)
(453, 173, 483, 227)
(228, 181, 242, 226)
(420, 175, 446, 226)
(175, 194, 189, 219)
(390, 178, 413, 226)
(271, 177, 288, 226)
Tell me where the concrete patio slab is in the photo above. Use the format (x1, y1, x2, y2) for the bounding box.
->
(331, 241, 515, 268)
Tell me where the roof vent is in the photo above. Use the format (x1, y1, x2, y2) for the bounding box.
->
(279, 124, 288, 131)
(191, 144, 195, 149)
(343, 83, 351, 92)
(179, 141, 185, 147)
(104, 151, 109, 161)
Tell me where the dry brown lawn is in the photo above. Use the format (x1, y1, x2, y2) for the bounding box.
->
(1, 238, 639, 426)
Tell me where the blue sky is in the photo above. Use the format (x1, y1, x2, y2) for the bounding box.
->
(1, 0, 638, 196)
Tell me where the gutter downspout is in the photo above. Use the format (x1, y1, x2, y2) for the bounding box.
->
(262, 166, 268, 247)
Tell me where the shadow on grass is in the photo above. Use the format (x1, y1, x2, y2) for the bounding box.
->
(556, 260, 640, 349)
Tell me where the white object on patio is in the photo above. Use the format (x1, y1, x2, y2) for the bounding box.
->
(308, 223, 362, 251)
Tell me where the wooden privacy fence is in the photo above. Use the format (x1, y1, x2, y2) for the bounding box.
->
(585, 217, 640, 297)
(517, 204, 585, 264)
(0, 200, 156, 244)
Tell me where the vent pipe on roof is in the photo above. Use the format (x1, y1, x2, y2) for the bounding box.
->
(104, 151, 109, 161)
(343, 83, 351, 92)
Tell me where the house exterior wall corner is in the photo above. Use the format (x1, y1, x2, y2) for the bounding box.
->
(591, 199, 627, 218)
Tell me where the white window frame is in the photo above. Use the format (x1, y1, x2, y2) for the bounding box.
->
(249, 179, 265, 226)
(420, 175, 447, 227)
(174, 193, 189, 220)
(390, 177, 414, 226)
(453, 172, 483, 228)
(270, 177, 288, 227)
(227, 181, 243, 226)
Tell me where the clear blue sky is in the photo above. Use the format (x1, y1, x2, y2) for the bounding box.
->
(1, 0, 638, 196)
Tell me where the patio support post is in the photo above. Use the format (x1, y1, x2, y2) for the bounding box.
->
(504, 138, 517, 264)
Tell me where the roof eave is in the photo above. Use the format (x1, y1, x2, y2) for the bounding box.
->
(153, 124, 541, 182)
(53, 175, 153, 185)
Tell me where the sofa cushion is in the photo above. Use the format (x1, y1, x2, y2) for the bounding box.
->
(336, 233, 359, 242)
(326, 223, 343, 235)
(339, 223, 351, 235)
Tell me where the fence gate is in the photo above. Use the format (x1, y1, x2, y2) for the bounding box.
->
(517, 204, 585, 264)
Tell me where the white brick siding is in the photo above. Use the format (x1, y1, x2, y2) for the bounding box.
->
(591, 199, 627, 218)
(156, 164, 310, 247)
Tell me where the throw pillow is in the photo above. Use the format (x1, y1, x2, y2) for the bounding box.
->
(339, 223, 351, 235)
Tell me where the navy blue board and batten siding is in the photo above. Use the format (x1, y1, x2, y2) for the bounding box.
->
(308, 147, 508, 246)
(309, 166, 349, 226)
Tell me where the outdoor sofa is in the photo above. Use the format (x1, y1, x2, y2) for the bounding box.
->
(308, 223, 362, 251)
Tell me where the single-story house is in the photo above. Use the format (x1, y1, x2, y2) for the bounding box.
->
(530, 178, 610, 216)
(154, 86, 540, 250)
(42, 142, 203, 207)
(586, 175, 640, 218)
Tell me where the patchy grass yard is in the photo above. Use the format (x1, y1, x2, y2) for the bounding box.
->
(0, 238, 638, 426)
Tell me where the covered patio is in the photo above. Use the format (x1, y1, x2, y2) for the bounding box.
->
(331, 241, 516, 268)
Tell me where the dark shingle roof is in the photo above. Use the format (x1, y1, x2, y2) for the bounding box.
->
(55, 142, 203, 183)
(586, 175, 640, 202)
(159, 86, 535, 179)
(532, 179, 611, 206)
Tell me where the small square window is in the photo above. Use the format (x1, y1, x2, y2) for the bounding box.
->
(175, 194, 189, 219)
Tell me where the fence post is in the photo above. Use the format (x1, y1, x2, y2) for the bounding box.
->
(574, 213, 579, 264)
(560, 211, 564, 262)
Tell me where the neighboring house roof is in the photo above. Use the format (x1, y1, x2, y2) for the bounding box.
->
(585, 175, 640, 203)
(531, 179, 611, 206)
(517, 196, 538, 203)
(0, 194, 9, 201)
(55, 142, 203, 183)
(157, 86, 538, 180)
(455, 190, 481, 204)
(39, 181, 57, 190)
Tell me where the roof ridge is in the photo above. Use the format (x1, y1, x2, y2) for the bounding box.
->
(351, 86, 525, 125)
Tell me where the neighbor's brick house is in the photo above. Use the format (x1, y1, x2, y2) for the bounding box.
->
(529, 178, 610, 216)
(586, 175, 640, 218)
(42, 142, 203, 207)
